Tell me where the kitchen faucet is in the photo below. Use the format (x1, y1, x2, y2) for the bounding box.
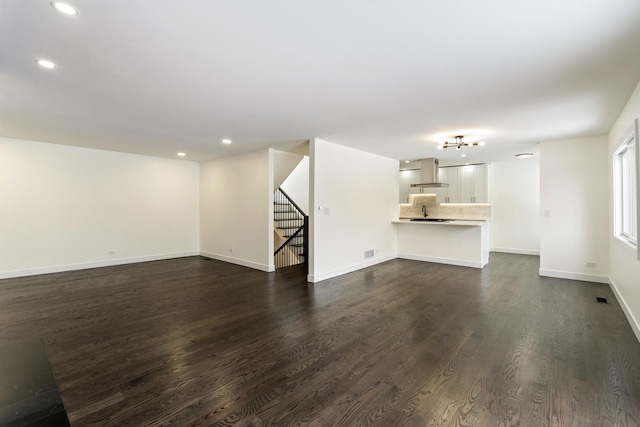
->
(422, 205, 428, 217)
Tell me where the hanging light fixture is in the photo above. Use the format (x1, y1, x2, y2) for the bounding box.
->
(437, 135, 485, 150)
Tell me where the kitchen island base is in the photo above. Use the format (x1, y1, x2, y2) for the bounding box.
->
(393, 220, 490, 268)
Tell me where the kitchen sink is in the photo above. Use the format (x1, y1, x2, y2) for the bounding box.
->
(410, 218, 452, 222)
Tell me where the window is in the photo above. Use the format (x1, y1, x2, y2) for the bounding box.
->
(614, 121, 638, 249)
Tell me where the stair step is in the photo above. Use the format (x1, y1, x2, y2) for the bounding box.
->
(278, 226, 302, 230)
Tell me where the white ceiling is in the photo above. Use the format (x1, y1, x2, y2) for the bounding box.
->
(1, 0, 640, 164)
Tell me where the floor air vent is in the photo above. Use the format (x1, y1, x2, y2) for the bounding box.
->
(596, 297, 608, 304)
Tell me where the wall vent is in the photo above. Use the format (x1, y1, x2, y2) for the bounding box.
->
(596, 297, 608, 304)
(364, 249, 375, 259)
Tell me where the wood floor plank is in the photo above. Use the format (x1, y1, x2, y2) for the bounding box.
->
(1, 254, 639, 426)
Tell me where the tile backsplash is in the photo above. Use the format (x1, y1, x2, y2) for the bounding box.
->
(399, 194, 491, 220)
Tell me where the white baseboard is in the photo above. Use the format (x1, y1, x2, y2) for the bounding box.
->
(491, 247, 540, 256)
(307, 254, 396, 283)
(200, 251, 275, 272)
(609, 277, 640, 343)
(538, 268, 610, 284)
(0, 251, 200, 280)
(398, 253, 485, 269)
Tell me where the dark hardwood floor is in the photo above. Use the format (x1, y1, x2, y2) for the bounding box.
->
(1, 253, 639, 426)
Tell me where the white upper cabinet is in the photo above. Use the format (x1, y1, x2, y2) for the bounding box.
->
(471, 164, 488, 203)
(399, 163, 489, 204)
(440, 164, 489, 204)
(436, 167, 458, 203)
(399, 169, 422, 203)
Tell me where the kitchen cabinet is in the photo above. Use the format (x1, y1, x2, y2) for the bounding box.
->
(435, 167, 458, 203)
(474, 164, 488, 202)
(399, 169, 423, 203)
(439, 164, 489, 204)
(399, 163, 489, 204)
(458, 164, 488, 203)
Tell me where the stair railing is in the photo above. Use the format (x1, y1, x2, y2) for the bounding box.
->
(274, 188, 308, 272)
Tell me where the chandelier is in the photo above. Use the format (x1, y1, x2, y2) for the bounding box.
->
(437, 135, 486, 150)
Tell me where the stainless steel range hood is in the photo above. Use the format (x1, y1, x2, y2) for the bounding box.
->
(410, 158, 449, 188)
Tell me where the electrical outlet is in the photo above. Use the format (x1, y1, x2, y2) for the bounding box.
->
(229, 248, 233, 253)
(586, 262, 597, 268)
(544, 210, 550, 217)
(364, 249, 374, 258)
(324, 207, 330, 215)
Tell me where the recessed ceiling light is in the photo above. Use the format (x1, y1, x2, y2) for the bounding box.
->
(51, 1, 78, 15)
(36, 59, 56, 69)
(404, 160, 410, 163)
(461, 154, 467, 157)
(222, 139, 232, 144)
(177, 152, 186, 157)
(515, 153, 534, 158)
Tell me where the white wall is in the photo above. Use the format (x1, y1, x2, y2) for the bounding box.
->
(608, 79, 640, 341)
(490, 154, 540, 255)
(280, 156, 309, 214)
(309, 138, 398, 282)
(273, 150, 303, 190)
(539, 135, 609, 283)
(0, 137, 200, 279)
(200, 148, 274, 271)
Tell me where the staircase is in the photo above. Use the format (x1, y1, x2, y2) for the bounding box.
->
(274, 188, 308, 271)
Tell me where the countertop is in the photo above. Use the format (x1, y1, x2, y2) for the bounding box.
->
(393, 219, 488, 226)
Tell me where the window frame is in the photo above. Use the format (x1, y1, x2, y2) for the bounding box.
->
(613, 118, 640, 259)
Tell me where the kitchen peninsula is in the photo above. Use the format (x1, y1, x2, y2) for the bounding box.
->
(394, 194, 491, 268)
